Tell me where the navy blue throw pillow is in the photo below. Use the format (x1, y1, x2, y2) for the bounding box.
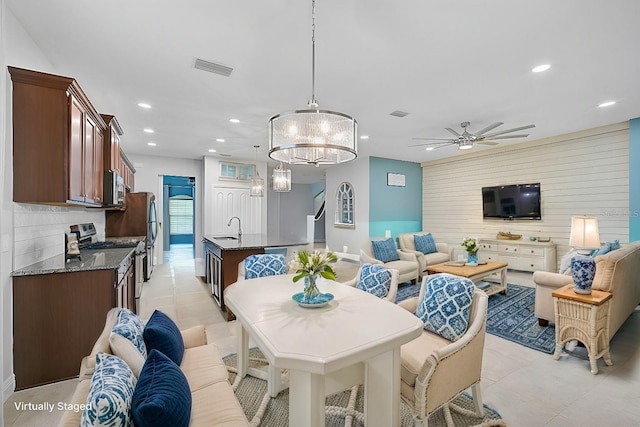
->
(143, 310, 185, 366)
(132, 349, 191, 427)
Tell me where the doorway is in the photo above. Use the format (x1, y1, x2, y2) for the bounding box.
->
(162, 176, 196, 256)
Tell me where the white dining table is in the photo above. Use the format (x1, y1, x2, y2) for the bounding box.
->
(224, 274, 424, 427)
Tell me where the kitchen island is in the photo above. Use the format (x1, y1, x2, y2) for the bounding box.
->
(202, 234, 310, 320)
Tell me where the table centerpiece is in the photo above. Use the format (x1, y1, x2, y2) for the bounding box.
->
(290, 250, 337, 304)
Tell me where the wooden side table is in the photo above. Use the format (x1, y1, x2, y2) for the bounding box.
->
(552, 284, 613, 374)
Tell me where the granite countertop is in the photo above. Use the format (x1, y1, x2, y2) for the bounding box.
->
(202, 234, 309, 251)
(11, 247, 136, 277)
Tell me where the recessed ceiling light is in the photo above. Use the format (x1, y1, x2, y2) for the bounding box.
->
(147, 142, 156, 146)
(532, 64, 551, 73)
(426, 147, 435, 151)
(360, 135, 369, 140)
(208, 149, 217, 153)
(143, 128, 154, 133)
(229, 118, 240, 123)
(598, 101, 616, 108)
(138, 102, 151, 109)
(216, 138, 225, 142)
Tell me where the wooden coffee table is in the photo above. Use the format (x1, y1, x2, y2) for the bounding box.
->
(426, 261, 508, 296)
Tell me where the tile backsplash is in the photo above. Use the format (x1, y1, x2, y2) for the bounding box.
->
(13, 203, 105, 270)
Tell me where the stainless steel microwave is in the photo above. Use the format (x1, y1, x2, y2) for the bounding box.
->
(103, 171, 125, 206)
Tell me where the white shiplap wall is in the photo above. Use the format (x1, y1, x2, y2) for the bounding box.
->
(421, 122, 629, 269)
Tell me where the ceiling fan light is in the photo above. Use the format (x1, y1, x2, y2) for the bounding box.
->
(458, 139, 473, 150)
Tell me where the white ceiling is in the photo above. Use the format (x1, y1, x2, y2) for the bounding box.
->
(6, 0, 640, 183)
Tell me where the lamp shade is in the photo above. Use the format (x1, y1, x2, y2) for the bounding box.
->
(272, 163, 291, 192)
(268, 109, 357, 166)
(569, 216, 600, 249)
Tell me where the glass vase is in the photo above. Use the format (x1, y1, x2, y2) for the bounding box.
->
(303, 274, 320, 303)
(467, 252, 479, 265)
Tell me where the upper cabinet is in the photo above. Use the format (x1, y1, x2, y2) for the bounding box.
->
(9, 67, 107, 206)
(101, 114, 123, 175)
(120, 150, 135, 192)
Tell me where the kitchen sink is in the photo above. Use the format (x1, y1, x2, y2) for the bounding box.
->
(214, 236, 239, 240)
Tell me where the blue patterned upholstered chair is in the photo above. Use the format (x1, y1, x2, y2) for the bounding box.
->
(397, 273, 488, 427)
(237, 254, 287, 280)
(340, 263, 399, 302)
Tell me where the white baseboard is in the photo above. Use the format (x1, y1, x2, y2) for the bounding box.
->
(3, 373, 15, 403)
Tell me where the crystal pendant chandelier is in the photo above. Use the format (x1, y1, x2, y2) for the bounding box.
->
(272, 162, 291, 192)
(268, 0, 357, 167)
(250, 145, 264, 197)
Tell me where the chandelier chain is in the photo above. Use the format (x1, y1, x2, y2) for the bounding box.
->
(309, 0, 318, 107)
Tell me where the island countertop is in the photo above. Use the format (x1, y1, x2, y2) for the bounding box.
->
(202, 234, 309, 251)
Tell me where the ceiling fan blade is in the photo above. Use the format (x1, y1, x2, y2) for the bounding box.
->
(411, 137, 455, 141)
(485, 134, 530, 140)
(445, 127, 461, 137)
(475, 141, 500, 146)
(474, 122, 503, 136)
(482, 124, 535, 138)
(409, 141, 453, 148)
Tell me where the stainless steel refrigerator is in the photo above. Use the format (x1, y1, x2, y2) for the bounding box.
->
(106, 192, 158, 280)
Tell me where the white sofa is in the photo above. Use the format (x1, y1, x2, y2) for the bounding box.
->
(533, 242, 640, 337)
(58, 308, 249, 427)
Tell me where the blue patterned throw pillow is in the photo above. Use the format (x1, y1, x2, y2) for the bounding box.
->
(81, 353, 137, 427)
(415, 274, 475, 342)
(356, 263, 392, 298)
(110, 308, 147, 377)
(132, 349, 192, 427)
(371, 238, 399, 263)
(414, 233, 437, 255)
(143, 310, 184, 366)
(245, 254, 287, 279)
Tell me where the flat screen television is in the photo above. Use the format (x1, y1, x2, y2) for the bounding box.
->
(482, 183, 541, 220)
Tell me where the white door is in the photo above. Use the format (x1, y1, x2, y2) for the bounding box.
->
(211, 186, 262, 235)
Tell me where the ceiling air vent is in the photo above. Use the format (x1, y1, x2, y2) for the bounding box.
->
(389, 110, 409, 118)
(194, 58, 233, 77)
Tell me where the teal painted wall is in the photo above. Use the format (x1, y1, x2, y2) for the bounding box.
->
(369, 157, 422, 238)
(630, 118, 640, 242)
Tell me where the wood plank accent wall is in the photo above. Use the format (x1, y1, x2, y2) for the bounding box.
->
(421, 122, 629, 270)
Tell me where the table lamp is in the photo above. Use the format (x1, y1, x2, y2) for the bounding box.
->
(568, 216, 601, 294)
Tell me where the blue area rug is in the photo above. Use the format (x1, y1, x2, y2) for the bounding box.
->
(395, 281, 421, 303)
(486, 283, 556, 354)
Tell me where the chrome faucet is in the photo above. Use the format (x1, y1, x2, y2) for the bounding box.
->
(227, 216, 242, 237)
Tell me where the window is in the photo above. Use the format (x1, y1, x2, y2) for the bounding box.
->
(168, 196, 193, 234)
(219, 162, 256, 181)
(335, 182, 355, 228)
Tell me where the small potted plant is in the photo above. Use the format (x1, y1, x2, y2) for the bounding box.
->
(461, 237, 480, 265)
(289, 250, 337, 303)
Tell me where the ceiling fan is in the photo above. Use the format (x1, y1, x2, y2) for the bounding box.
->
(410, 121, 535, 151)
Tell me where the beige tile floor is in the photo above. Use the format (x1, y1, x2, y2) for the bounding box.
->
(4, 244, 640, 426)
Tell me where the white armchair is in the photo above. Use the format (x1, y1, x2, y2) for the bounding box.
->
(339, 265, 399, 302)
(398, 232, 451, 276)
(398, 277, 488, 427)
(360, 238, 420, 284)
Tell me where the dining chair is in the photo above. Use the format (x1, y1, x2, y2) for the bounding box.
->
(398, 274, 488, 427)
(339, 263, 399, 302)
(237, 253, 288, 280)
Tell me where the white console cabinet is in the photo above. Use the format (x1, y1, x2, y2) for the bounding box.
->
(478, 239, 557, 272)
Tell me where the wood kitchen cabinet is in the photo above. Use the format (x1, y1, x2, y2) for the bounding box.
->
(120, 150, 136, 191)
(9, 66, 107, 206)
(101, 114, 123, 175)
(12, 252, 136, 390)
